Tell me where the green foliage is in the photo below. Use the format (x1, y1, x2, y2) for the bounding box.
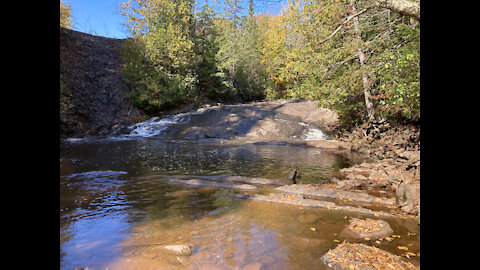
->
(194, 5, 233, 100)
(119, 0, 419, 125)
(121, 38, 194, 114)
(370, 24, 420, 123)
(258, 0, 420, 126)
(120, 0, 197, 114)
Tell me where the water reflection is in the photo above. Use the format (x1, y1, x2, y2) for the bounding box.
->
(59, 139, 416, 270)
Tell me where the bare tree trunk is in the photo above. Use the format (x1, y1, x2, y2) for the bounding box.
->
(376, 0, 420, 21)
(351, 0, 376, 122)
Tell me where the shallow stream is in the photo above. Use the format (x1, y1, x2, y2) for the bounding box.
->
(60, 137, 419, 269)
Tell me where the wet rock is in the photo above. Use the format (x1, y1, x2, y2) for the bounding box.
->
(162, 244, 192, 256)
(340, 218, 393, 240)
(321, 242, 416, 270)
(231, 192, 395, 218)
(197, 263, 230, 270)
(288, 169, 299, 184)
(168, 179, 258, 190)
(304, 140, 352, 150)
(396, 180, 420, 215)
(275, 184, 396, 206)
(242, 262, 263, 270)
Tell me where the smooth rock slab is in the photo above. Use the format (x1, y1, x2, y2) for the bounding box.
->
(229, 193, 395, 218)
(275, 184, 396, 206)
(168, 179, 258, 190)
(163, 174, 285, 186)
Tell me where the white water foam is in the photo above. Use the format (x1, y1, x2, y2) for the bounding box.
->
(298, 122, 327, 141)
(128, 111, 205, 137)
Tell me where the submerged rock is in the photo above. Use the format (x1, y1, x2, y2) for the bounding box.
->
(162, 244, 192, 256)
(297, 214, 320, 224)
(168, 179, 258, 190)
(242, 262, 263, 270)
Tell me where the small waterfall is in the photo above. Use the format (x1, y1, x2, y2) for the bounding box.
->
(127, 109, 213, 137)
(298, 122, 327, 141)
(128, 113, 190, 137)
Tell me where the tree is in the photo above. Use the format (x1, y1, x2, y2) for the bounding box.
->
(120, 0, 197, 113)
(265, 0, 419, 125)
(351, 0, 376, 122)
(60, 1, 73, 29)
(376, 0, 420, 21)
(193, 4, 227, 99)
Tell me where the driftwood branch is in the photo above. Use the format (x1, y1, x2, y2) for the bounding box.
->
(376, 0, 420, 21)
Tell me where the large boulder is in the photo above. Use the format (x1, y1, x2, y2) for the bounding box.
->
(396, 180, 420, 215)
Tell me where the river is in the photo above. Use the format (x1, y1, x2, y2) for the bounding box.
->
(60, 134, 419, 269)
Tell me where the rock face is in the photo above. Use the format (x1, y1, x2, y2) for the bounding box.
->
(60, 27, 146, 137)
(274, 100, 339, 128)
(160, 100, 339, 142)
(396, 179, 420, 215)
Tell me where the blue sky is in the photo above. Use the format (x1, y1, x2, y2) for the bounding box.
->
(66, 0, 286, 39)
(68, 0, 128, 38)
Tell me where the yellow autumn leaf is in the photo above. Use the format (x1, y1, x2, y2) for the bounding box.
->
(310, 227, 316, 232)
(397, 246, 408, 251)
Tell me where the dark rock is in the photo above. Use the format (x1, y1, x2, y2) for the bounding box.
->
(60, 27, 147, 137)
(288, 169, 299, 184)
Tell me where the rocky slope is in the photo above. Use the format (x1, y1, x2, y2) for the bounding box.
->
(60, 27, 146, 138)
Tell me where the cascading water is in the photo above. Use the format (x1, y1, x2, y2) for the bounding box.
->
(128, 111, 200, 137)
(298, 122, 327, 141)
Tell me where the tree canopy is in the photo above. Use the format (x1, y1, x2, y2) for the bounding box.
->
(117, 0, 419, 125)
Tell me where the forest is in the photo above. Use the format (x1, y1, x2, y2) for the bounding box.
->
(62, 0, 420, 127)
